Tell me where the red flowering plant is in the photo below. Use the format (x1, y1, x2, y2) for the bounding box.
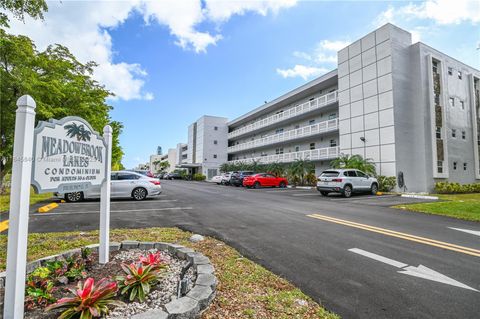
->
(138, 252, 168, 270)
(116, 262, 163, 302)
(46, 278, 122, 319)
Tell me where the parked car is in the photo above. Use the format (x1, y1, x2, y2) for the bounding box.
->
(230, 171, 254, 187)
(316, 169, 378, 198)
(165, 172, 183, 180)
(243, 173, 288, 189)
(221, 172, 237, 185)
(211, 174, 224, 185)
(134, 170, 154, 178)
(56, 171, 162, 202)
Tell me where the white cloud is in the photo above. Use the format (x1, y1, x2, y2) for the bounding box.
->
(278, 38, 349, 80)
(276, 65, 328, 80)
(206, 0, 297, 22)
(5, 0, 298, 100)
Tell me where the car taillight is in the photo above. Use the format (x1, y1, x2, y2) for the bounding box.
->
(150, 180, 161, 185)
(332, 178, 343, 182)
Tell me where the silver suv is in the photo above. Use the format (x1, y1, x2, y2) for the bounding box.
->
(316, 169, 378, 198)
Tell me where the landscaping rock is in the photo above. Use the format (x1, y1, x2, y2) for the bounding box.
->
(195, 273, 217, 291)
(121, 240, 139, 249)
(186, 285, 214, 310)
(138, 242, 156, 250)
(165, 296, 200, 319)
(189, 234, 204, 243)
(154, 242, 170, 251)
(131, 309, 168, 319)
(110, 242, 122, 251)
(0, 271, 5, 288)
(166, 244, 185, 254)
(176, 247, 194, 259)
(196, 264, 214, 275)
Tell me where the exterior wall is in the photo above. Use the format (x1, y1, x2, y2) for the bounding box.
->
(176, 143, 188, 165)
(166, 148, 177, 173)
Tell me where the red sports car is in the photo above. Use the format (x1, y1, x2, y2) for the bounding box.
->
(243, 173, 288, 188)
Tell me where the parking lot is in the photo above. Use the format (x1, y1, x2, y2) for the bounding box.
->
(5, 180, 480, 319)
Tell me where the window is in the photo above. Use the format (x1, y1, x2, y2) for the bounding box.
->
(330, 139, 337, 147)
(356, 171, 367, 178)
(309, 119, 316, 125)
(275, 128, 284, 134)
(344, 171, 357, 177)
(117, 173, 140, 180)
(329, 113, 337, 120)
(452, 129, 456, 138)
(276, 110, 284, 115)
(436, 127, 442, 139)
(458, 71, 462, 80)
(448, 67, 453, 75)
(213, 140, 218, 145)
(460, 101, 465, 109)
(432, 61, 438, 74)
(453, 162, 457, 170)
(214, 126, 218, 131)
(213, 154, 217, 159)
(437, 161, 443, 173)
(275, 148, 284, 154)
(464, 163, 467, 171)
(295, 146, 300, 152)
(294, 125, 300, 129)
(449, 97, 455, 107)
(462, 131, 466, 140)
(309, 143, 315, 150)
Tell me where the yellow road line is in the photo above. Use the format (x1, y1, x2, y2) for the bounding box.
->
(0, 220, 9, 233)
(307, 213, 480, 257)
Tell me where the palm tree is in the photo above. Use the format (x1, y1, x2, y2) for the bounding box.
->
(330, 154, 376, 176)
(265, 162, 285, 177)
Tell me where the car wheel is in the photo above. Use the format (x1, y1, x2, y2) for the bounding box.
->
(65, 192, 83, 202)
(371, 183, 378, 195)
(279, 181, 286, 188)
(253, 181, 261, 189)
(320, 191, 329, 196)
(342, 185, 352, 198)
(132, 187, 147, 201)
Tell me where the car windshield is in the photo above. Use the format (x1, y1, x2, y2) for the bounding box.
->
(321, 171, 339, 177)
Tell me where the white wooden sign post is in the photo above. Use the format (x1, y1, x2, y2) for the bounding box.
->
(4, 95, 113, 318)
(4, 95, 36, 319)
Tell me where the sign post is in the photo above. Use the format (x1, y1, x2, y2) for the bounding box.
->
(4, 95, 36, 319)
(99, 125, 112, 264)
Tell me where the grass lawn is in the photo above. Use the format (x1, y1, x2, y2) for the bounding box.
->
(0, 227, 339, 319)
(0, 187, 53, 213)
(394, 193, 480, 222)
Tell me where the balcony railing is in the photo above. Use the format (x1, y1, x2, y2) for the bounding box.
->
(228, 147, 340, 165)
(228, 119, 339, 153)
(228, 90, 338, 139)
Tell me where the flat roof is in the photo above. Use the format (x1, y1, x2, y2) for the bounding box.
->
(228, 69, 338, 127)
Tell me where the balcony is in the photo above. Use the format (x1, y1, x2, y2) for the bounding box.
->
(228, 90, 338, 139)
(228, 147, 340, 165)
(228, 118, 339, 153)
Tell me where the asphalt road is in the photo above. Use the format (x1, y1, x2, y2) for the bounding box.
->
(6, 181, 480, 318)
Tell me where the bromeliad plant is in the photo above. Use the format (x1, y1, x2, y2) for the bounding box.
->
(46, 278, 121, 319)
(138, 252, 168, 270)
(116, 262, 162, 302)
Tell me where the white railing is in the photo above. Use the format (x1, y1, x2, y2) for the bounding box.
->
(228, 119, 339, 153)
(228, 90, 338, 139)
(229, 147, 340, 165)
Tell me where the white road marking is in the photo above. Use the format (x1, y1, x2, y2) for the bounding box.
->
(448, 227, 480, 237)
(292, 193, 320, 197)
(35, 207, 193, 216)
(348, 248, 408, 268)
(59, 199, 177, 205)
(349, 248, 479, 292)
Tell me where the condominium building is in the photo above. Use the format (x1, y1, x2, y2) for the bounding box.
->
(176, 143, 188, 165)
(225, 23, 479, 192)
(178, 115, 228, 179)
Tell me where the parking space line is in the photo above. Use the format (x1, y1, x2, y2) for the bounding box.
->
(292, 193, 319, 197)
(307, 213, 480, 257)
(58, 199, 177, 205)
(35, 207, 193, 216)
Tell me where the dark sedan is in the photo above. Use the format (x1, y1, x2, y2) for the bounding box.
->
(230, 171, 254, 187)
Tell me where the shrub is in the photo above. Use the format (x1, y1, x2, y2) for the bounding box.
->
(116, 263, 163, 302)
(193, 173, 206, 181)
(377, 176, 397, 192)
(25, 267, 57, 309)
(435, 181, 480, 194)
(46, 278, 121, 319)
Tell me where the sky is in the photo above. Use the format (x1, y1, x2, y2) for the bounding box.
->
(5, 0, 480, 168)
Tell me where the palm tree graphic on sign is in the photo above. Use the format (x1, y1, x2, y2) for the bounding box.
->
(64, 122, 92, 141)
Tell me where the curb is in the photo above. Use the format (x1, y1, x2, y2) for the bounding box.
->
(401, 194, 439, 200)
(38, 202, 59, 213)
(0, 241, 216, 319)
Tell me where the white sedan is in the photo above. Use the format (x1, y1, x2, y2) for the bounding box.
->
(211, 174, 224, 185)
(56, 171, 162, 202)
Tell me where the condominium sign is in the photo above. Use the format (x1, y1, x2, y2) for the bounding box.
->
(31, 116, 107, 193)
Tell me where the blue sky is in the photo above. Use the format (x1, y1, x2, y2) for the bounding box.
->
(6, 0, 480, 168)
